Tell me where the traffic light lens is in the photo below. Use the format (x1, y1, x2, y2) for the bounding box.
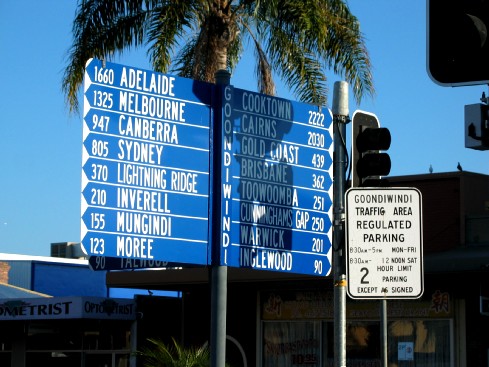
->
(356, 127, 391, 153)
(356, 153, 391, 178)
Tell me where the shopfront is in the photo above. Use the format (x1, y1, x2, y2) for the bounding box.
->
(0, 296, 136, 367)
(259, 289, 456, 367)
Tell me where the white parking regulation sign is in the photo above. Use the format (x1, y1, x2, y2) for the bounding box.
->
(345, 187, 423, 299)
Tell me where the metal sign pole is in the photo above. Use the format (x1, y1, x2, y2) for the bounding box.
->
(332, 81, 349, 367)
(210, 69, 231, 367)
(381, 298, 388, 367)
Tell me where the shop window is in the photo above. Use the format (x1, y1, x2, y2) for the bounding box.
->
(0, 353, 10, 366)
(85, 352, 129, 367)
(0, 325, 13, 351)
(346, 322, 381, 365)
(27, 322, 82, 351)
(26, 351, 82, 367)
(262, 321, 321, 366)
(262, 321, 381, 367)
(388, 320, 451, 367)
(0, 322, 15, 366)
(82, 322, 131, 350)
(466, 215, 489, 245)
(261, 320, 451, 367)
(322, 321, 381, 367)
(24, 319, 132, 367)
(25, 351, 129, 367)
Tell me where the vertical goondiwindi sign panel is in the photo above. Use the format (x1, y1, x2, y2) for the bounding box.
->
(219, 86, 334, 276)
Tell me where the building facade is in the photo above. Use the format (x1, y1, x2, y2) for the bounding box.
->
(1, 171, 489, 366)
(0, 252, 179, 367)
(106, 171, 489, 367)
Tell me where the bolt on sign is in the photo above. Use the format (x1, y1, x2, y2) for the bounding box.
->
(345, 187, 423, 299)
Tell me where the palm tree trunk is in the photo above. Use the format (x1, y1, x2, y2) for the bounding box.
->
(208, 1, 236, 75)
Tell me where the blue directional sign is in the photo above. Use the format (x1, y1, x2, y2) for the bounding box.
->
(219, 86, 333, 276)
(88, 254, 194, 271)
(81, 58, 213, 266)
(82, 59, 333, 276)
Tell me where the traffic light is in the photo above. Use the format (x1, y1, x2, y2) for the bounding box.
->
(351, 111, 391, 187)
(465, 103, 489, 150)
(427, 0, 489, 86)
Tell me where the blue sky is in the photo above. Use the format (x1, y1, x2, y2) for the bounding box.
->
(0, 1, 487, 256)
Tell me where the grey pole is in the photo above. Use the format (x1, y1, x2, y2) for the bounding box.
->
(210, 265, 227, 367)
(381, 298, 388, 367)
(210, 69, 231, 367)
(332, 81, 349, 367)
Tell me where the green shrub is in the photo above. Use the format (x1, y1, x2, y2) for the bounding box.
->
(138, 338, 210, 367)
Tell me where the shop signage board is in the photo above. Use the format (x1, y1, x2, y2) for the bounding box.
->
(219, 86, 334, 276)
(345, 187, 423, 299)
(81, 58, 212, 266)
(0, 296, 136, 321)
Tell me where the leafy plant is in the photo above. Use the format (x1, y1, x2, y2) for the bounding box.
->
(138, 338, 210, 367)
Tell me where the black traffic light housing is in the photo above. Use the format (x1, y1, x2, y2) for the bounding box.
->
(427, 0, 489, 86)
(352, 111, 391, 187)
(465, 103, 489, 150)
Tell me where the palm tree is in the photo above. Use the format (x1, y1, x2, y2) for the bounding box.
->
(63, 0, 373, 113)
(138, 338, 210, 367)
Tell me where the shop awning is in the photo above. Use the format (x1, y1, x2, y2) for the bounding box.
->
(0, 283, 51, 299)
(105, 246, 489, 291)
(106, 266, 330, 291)
(424, 246, 489, 273)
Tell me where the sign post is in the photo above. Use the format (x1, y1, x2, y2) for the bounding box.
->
(82, 59, 334, 276)
(82, 58, 334, 367)
(345, 187, 423, 299)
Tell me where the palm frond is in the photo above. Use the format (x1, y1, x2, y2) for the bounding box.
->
(304, 0, 375, 103)
(244, 0, 373, 105)
(227, 27, 243, 72)
(261, 15, 328, 104)
(62, 0, 153, 113)
(172, 36, 199, 78)
(146, 1, 199, 73)
(63, 0, 373, 112)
